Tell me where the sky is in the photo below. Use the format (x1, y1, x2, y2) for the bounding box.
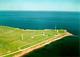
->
(0, 0, 79, 11)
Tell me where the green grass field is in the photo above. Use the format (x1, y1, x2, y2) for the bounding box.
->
(0, 26, 67, 57)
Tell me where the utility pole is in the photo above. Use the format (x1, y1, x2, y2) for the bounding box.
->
(21, 34, 24, 40)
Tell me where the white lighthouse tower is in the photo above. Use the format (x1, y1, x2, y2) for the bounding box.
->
(55, 25, 59, 33)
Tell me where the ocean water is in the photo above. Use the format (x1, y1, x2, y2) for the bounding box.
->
(0, 11, 80, 56)
(0, 11, 80, 36)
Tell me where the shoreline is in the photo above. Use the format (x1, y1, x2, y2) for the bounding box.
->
(14, 32, 72, 57)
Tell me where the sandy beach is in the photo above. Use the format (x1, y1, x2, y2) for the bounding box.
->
(14, 32, 72, 57)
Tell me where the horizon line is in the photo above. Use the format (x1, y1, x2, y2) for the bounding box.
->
(0, 10, 79, 12)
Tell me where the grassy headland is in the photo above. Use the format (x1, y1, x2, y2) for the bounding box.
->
(0, 26, 71, 57)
